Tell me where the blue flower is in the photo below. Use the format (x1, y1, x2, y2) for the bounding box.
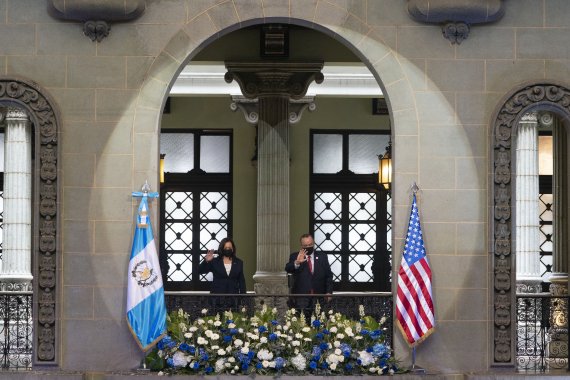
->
(309, 361, 317, 370)
(370, 329, 383, 339)
(223, 335, 232, 343)
(248, 351, 255, 360)
(258, 325, 267, 333)
(340, 343, 351, 357)
(321, 362, 328, 369)
(275, 357, 285, 369)
(319, 342, 329, 351)
(226, 319, 234, 324)
(179, 343, 191, 352)
(199, 348, 208, 361)
(345, 363, 354, 371)
(366, 347, 373, 353)
(379, 358, 387, 367)
(271, 320, 279, 325)
(311, 346, 321, 357)
(315, 332, 324, 340)
(158, 335, 175, 350)
(360, 329, 369, 336)
(166, 358, 174, 367)
(192, 362, 199, 370)
(205, 366, 214, 374)
(242, 363, 249, 371)
(372, 343, 387, 357)
(229, 328, 238, 335)
(312, 320, 321, 328)
(256, 362, 263, 369)
(268, 333, 278, 341)
(322, 329, 330, 335)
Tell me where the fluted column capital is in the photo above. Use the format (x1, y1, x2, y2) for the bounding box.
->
(519, 111, 538, 125)
(5, 107, 30, 121)
(225, 62, 324, 100)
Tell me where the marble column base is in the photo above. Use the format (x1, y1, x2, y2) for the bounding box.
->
(253, 271, 289, 313)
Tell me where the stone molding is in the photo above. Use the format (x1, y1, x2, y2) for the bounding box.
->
(225, 62, 324, 99)
(0, 79, 60, 366)
(47, 0, 145, 42)
(492, 84, 570, 366)
(230, 96, 316, 125)
(407, 0, 505, 44)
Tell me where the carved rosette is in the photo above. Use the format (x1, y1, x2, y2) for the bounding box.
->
(225, 62, 324, 100)
(0, 80, 59, 364)
(492, 84, 570, 365)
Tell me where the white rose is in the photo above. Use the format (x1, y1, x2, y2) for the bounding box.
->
(238, 328, 244, 333)
(336, 333, 345, 339)
(330, 326, 338, 333)
(197, 337, 208, 345)
(287, 336, 293, 341)
(218, 348, 226, 355)
(330, 363, 337, 370)
(302, 327, 310, 333)
(211, 333, 220, 340)
(241, 347, 249, 354)
(211, 345, 219, 350)
(225, 362, 232, 368)
(228, 323, 236, 328)
(184, 332, 193, 339)
(208, 319, 213, 324)
(333, 341, 340, 348)
(234, 339, 243, 347)
(262, 360, 270, 368)
(335, 348, 341, 355)
(303, 338, 311, 342)
(201, 308, 208, 314)
(189, 326, 198, 332)
(205, 330, 213, 338)
(292, 340, 300, 347)
(260, 337, 268, 344)
(295, 333, 303, 339)
(197, 319, 205, 325)
(214, 321, 222, 327)
(228, 357, 236, 363)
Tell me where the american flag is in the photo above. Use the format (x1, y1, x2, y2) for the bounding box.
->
(396, 194, 435, 346)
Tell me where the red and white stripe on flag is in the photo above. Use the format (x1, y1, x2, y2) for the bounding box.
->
(396, 194, 435, 346)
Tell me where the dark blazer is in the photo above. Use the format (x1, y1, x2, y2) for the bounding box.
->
(198, 256, 247, 294)
(285, 251, 333, 295)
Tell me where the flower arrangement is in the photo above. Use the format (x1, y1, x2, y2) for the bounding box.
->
(146, 303, 399, 375)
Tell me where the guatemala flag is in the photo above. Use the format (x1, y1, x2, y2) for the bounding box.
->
(126, 192, 167, 351)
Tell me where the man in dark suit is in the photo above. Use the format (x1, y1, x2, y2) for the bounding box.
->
(285, 233, 333, 315)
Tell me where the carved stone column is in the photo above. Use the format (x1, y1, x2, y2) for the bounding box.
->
(515, 112, 541, 293)
(549, 114, 568, 358)
(225, 62, 323, 295)
(0, 108, 33, 291)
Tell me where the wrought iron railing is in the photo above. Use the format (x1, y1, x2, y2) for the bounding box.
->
(165, 292, 393, 347)
(0, 292, 32, 370)
(516, 293, 569, 371)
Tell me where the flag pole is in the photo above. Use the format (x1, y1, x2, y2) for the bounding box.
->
(411, 346, 426, 373)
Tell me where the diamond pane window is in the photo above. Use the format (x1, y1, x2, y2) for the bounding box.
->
(314, 223, 342, 251)
(199, 223, 228, 251)
(314, 193, 342, 220)
(199, 254, 214, 282)
(313, 134, 342, 173)
(349, 193, 376, 220)
(165, 192, 192, 220)
(348, 134, 389, 174)
(160, 133, 194, 173)
(348, 254, 374, 282)
(348, 223, 376, 251)
(0, 133, 4, 172)
(167, 253, 192, 282)
(538, 191, 553, 282)
(200, 135, 230, 173)
(164, 223, 192, 251)
(328, 254, 342, 282)
(200, 192, 228, 220)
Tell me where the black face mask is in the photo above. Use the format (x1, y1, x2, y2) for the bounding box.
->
(222, 249, 233, 257)
(304, 247, 314, 256)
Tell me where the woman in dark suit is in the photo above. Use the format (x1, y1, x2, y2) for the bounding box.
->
(198, 238, 246, 311)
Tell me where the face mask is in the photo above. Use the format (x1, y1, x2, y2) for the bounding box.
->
(304, 247, 314, 255)
(222, 249, 233, 257)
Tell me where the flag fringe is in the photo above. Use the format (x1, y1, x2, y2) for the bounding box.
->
(396, 319, 435, 348)
(126, 316, 167, 352)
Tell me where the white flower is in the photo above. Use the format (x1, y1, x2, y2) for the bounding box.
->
(241, 307, 247, 313)
(205, 330, 213, 338)
(257, 349, 273, 361)
(250, 334, 259, 341)
(333, 341, 340, 348)
(238, 328, 244, 333)
(215, 358, 225, 373)
(287, 336, 293, 341)
(228, 357, 236, 363)
(292, 340, 300, 347)
(231, 370, 235, 374)
(291, 353, 306, 371)
(201, 308, 208, 314)
(234, 339, 243, 347)
(197, 337, 208, 345)
(358, 350, 374, 366)
(244, 341, 250, 348)
(369, 367, 378, 373)
(380, 316, 387, 325)
(294, 348, 299, 354)
(359, 305, 365, 318)
(330, 363, 337, 370)
(225, 362, 232, 368)
(197, 319, 205, 325)
(172, 351, 188, 367)
(234, 365, 239, 370)
(295, 333, 303, 339)
(260, 337, 268, 344)
(211, 345, 219, 350)
(228, 323, 236, 329)
(389, 368, 395, 374)
(184, 332, 193, 339)
(189, 326, 198, 332)
(330, 326, 338, 333)
(214, 321, 222, 327)
(336, 333, 345, 339)
(211, 333, 220, 340)
(334, 348, 342, 355)
(158, 371, 164, 376)
(303, 338, 311, 342)
(291, 317, 298, 322)
(355, 336, 363, 340)
(241, 347, 249, 354)
(302, 327, 310, 333)
(208, 319, 214, 324)
(283, 325, 289, 331)
(217, 348, 226, 355)
(262, 360, 270, 368)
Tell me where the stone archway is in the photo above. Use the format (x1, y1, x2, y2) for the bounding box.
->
(0, 78, 61, 366)
(492, 83, 570, 366)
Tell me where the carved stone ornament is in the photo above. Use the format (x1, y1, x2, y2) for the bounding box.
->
(225, 62, 324, 100)
(230, 95, 316, 125)
(0, 79, 60, 365)
(48, 0, 145, 42)
(407, 0, 505, 44)
(492, 84, 570, 365)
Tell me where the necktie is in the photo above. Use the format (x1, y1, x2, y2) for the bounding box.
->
(307, 255, 313, 274)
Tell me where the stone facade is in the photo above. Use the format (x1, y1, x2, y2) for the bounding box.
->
(0, 0, 568, 376)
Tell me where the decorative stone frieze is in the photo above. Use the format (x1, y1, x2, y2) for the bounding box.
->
(408, 0, 505, 44)
(492, 84, 570, 365)
(47, 0, 145, 41)
(0, 79, 60, 365)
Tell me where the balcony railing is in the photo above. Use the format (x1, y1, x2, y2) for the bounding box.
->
(165, 292, 393, 347)
(516, 293, 569, 372)
(0, 292, 32, 370)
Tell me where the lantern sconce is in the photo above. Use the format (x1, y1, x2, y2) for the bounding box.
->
(160, 154, 165, 183)
(378, 141, 392, 190)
